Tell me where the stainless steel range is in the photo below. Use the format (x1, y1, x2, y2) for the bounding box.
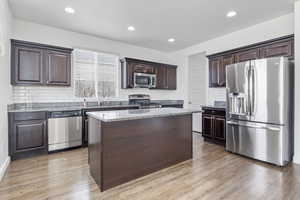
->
(226, 56, 294, 166)
(129, 94, 162, 109)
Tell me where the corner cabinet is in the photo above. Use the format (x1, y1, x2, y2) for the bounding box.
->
(8, 111, 48, 160)
(208, 35, 294, 88)
(121, 57, 177, 90)
(202, 108, 226, 145)
(11, 40, 73, 86)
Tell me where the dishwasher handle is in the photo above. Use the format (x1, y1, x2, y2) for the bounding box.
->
(49, 110, 82, 118)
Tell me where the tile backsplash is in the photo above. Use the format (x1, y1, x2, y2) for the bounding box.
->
(13, 86, 83, 103)
(207, 88, 226, 105)
(12, 86, 181, 103)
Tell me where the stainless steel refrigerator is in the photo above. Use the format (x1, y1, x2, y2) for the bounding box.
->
(226, 56, 294, 166)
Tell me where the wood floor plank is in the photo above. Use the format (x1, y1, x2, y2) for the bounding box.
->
(1, 133, 300, 200)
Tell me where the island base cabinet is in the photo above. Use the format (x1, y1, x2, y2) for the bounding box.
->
(88, 114, 192, 191)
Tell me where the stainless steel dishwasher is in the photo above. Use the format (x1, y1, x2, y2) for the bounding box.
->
(48, 110, 82, 152)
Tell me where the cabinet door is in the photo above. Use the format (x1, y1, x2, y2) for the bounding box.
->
(155, 66, 167, 89)
(84, 118, 89, 145)
(124, 62, 135, 88)
(209, 58, 221, 87)
(260, 40, 293, 58)
(12, 45, 44, 85)
(202, 114, 214, 138)
(166, 66, 177, 90)
(235, 48, 260, 63)
(12, 120, 47, 154)
(214, 116, 226, 141)
(133, 63, 155, 74)
(219, 55, 234, 87)
(45, 50, 71, 86)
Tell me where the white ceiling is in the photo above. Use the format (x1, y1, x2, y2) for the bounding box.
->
(8, 0, 295, 52)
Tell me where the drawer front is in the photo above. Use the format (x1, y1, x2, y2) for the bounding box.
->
(202, 109, 225, 116)
(14, 111, 47, 121)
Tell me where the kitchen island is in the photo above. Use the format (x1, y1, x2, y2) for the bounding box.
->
(87, 108, 195, 191)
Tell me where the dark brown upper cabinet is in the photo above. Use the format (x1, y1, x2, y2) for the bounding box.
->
(45, 50, 71, 86)
(11, 40, 73, 86)
(209, 55, 234, 88)
(121, 57, 177, 90)
(234, 48, 260, 63)
(260, 39, 294, 58)
(207, 35, 294, 88)
(11, 45, 44, 85)
(155, 64, 177, 90)
(165, 65, 177, 90)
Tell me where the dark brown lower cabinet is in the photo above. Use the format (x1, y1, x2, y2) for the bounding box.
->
(202, 108, 226, 145)
(9, 112, 48, 160)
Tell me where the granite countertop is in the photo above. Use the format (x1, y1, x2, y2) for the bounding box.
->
(87, 108, 201, 122)
(7, 100, 184, 113)
(8, 104, 140, 113)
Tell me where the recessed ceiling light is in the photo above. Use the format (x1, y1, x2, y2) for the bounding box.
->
(227, 11, 237, 18)
(65, 7, 75, 14)
(168, 38, 175, 43)
(128, 26, 135, 31)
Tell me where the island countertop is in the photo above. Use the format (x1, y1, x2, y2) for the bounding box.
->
(87, 108, 201, 122)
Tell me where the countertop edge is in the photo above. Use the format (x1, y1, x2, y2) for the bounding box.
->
(87, 109, 199, 122)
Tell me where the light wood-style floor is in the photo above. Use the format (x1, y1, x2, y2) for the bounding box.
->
(1, 133, 300, 200)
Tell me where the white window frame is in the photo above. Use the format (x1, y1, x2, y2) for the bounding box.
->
(73, 49, 120, 100)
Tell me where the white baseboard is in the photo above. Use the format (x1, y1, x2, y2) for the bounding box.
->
(0, 156, 10, 181)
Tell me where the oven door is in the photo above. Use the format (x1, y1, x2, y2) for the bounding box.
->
(134, 73, 151, 88)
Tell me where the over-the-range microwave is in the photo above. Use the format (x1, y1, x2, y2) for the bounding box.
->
(133, 73, 156, 88)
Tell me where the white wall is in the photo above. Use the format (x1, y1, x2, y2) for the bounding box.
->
(12, 19, 186, 103)
(177, 13, 294, 105)
(0, 0, 12, 180)
(294, 1, 300, 164)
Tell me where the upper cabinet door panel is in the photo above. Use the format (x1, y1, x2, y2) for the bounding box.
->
(12, 46, 44, 85)
(133, 63, 155, 74)
(218, 55, 235, 87)
(235, 48, 260, 63)
(155, 66, 167, 89)
(260, 40, 293, 58)
(45, 50, 71, 86)
(209, 57, 221, 87)
(166, 66, 177, 90)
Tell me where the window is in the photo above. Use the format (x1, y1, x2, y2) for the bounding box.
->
(73, 49, 119, 99)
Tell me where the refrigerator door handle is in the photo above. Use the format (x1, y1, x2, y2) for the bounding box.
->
(248, 65, 255, 116)
(251, 67, 256, 115)
(227, 121, 281, 131)
(246, 64, 252, 116)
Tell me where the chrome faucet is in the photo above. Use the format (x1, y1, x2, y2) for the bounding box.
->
(97, 98, 103, 106)
(83, 98, 87, 107)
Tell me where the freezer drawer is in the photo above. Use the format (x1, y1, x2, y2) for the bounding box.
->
(48, 116, 82, 151)
(226, 120, 292, 166)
